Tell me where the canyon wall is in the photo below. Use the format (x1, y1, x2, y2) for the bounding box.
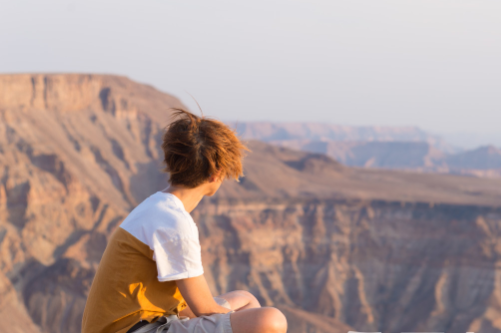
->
(196, 199, 501, 333)
(0, 74, 177, 333)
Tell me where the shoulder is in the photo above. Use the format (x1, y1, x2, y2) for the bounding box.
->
(120, 192, 198, 248)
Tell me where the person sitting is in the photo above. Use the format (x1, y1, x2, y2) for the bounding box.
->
(82, 109, 288, 333)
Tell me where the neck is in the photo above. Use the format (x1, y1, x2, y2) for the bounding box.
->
(163, 185, 206, 213)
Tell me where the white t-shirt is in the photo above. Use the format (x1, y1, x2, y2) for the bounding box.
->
(120, 191, 204, 281)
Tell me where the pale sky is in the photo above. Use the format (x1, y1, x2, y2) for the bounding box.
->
(1, 0, 500, 147)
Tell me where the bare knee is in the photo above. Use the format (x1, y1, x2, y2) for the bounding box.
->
(230, 307, 287, 333)
(259, 307, 287, 333)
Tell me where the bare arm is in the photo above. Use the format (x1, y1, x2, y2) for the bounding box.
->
(176, 275, 231, 317)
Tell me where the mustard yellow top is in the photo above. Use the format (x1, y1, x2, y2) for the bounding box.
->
(82, 228, 187, 333)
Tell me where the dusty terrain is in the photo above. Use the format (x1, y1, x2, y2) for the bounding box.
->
(1, 74, 501, 333)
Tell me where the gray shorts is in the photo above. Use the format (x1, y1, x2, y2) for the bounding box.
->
(131, 298, 233, 333)
(168, 298, 233, 333)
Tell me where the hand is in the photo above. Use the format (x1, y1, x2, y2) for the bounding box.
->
(216, 290, 261, 311)
(176, 275, 231, 317)
(179, 290, 261, 318)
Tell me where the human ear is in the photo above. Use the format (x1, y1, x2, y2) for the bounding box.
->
(209, 170, 222, 183)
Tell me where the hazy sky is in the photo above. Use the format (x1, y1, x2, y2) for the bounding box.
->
(1, 0, 500, 146)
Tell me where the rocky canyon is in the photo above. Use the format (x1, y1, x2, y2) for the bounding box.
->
(1, 74, 501, 333)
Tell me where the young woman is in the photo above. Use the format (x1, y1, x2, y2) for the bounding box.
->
(82, 109, 287, 333)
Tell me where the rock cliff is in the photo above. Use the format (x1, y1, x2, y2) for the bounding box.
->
(0, 74, 181, 333)
(1, 74, 501, 333)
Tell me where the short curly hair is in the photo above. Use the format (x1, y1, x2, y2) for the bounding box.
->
(162, 109, 248, 188)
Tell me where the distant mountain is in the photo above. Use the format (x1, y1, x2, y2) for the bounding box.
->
(447, 145, 501, 170)
(267, 140, 447, 170)
(232, 122, 458, 153)
(234, 122, 501, 177)
(446, 145, 501, 178)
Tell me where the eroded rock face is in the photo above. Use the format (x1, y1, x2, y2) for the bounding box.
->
(0, 74, 181, 333)
(2, 74, 501, 333)
(195, 200, 501, 333)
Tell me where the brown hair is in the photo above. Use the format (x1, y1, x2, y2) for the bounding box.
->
(162, 109, 248, 188)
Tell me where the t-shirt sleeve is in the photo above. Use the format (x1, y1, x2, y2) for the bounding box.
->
(151, 229, 204, 282)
